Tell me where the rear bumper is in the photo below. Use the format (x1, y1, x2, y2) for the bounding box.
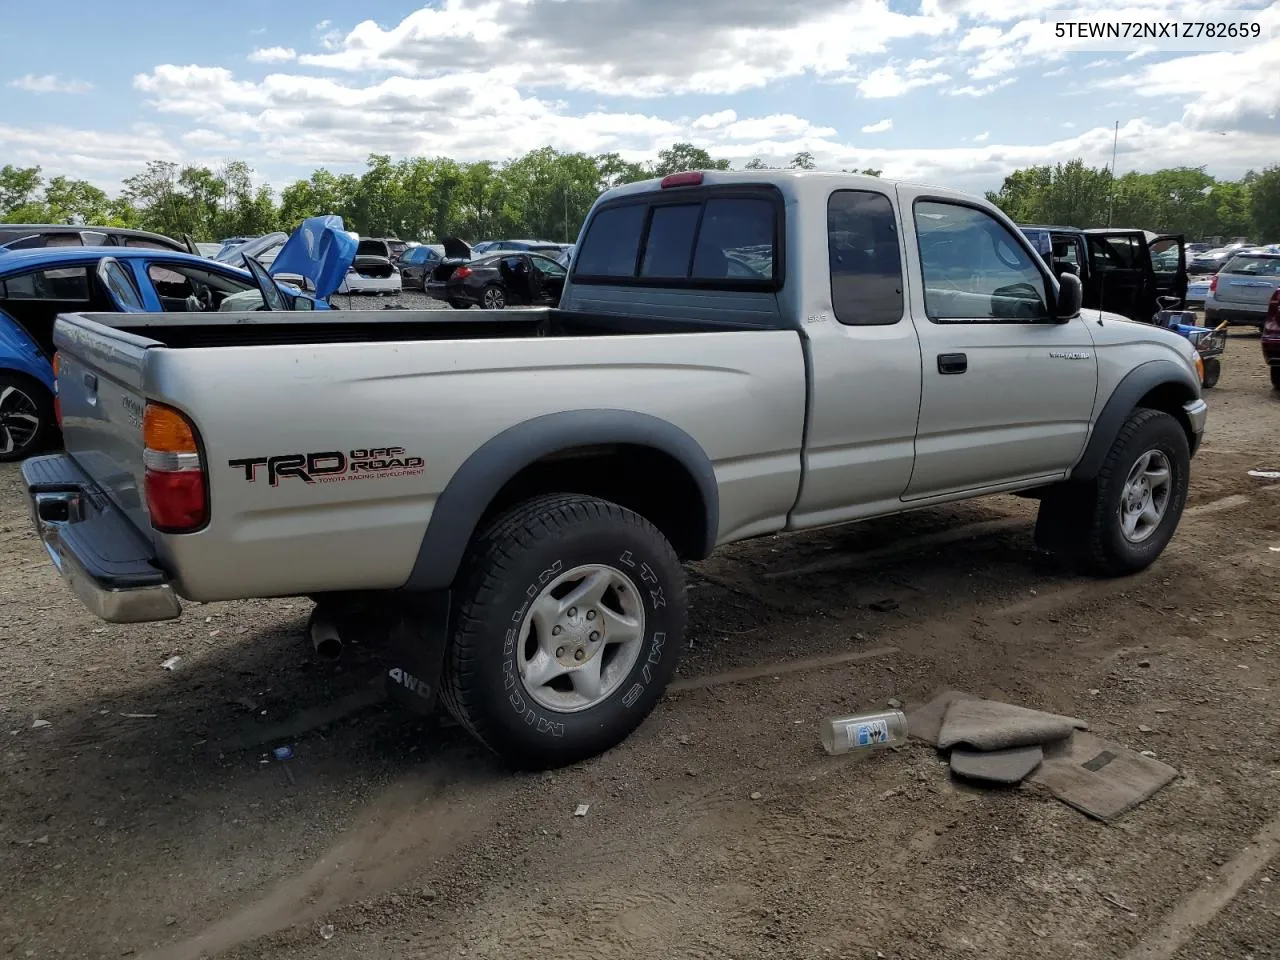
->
(426, 281, 470, 304)
(338, 273, 402, 294)
(1204, 303, 1267, 326)
(21, 454, 181, 624)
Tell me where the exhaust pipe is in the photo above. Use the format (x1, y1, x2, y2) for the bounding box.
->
(309, 610, 343, 661)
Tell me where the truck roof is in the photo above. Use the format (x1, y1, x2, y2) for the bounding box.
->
(596, 169, 981, 205)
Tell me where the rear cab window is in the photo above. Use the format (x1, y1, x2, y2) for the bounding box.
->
(571, 185, 781, 289)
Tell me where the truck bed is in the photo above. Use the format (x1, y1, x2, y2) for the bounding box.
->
(52, 306, 809, 602)
(84, 307, 780, 350)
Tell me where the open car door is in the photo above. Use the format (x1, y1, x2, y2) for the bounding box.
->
(1147, 234, 1187, 305)
(182, 233, 201, 256)
(95, 257, 148, 312)
(1084, 230, 1150, 321)
(243, 255, 287, 311)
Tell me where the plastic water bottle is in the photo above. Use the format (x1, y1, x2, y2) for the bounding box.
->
(820, 709, 908, 755)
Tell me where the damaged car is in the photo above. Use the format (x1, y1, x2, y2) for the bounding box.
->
(426, 249, 567, 309)
(1020, 225, 1188, 322)
(336, 237, 403, 296)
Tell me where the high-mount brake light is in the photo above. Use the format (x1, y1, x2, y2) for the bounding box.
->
(660, 171, 704, 188)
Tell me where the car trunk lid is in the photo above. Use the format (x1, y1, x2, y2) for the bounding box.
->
(1214, 256, 1280, 305)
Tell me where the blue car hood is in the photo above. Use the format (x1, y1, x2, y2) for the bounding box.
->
(268, 215, 358, 300)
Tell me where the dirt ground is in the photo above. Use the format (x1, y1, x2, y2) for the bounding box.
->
(2, 332, 1278, 960)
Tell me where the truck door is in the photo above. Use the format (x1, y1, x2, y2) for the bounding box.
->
(1084, 231, 1148, 321)
(898, 190, 1098, 499)
(1148, 234, 1187, 305)
(786, 187, 924, 528)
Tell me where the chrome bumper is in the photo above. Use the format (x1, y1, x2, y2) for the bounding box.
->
(22, 456, 181, 624)
(1184, 398, 1208, 436)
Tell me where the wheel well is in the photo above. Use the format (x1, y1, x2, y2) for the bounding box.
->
(481, 443, 710, 560)
(1136, 381, 1195, 446)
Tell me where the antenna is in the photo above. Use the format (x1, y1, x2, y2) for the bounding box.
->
(1107, 120, 1119, 227)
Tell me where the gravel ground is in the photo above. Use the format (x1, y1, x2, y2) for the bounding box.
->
(1, 332, 1278, 960)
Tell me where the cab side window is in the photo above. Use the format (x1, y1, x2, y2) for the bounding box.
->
(914, 201, 1049, 322)
(827, 190, 904, 325)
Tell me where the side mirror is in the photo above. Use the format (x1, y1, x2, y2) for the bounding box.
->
(1054, 272, 1082, 321)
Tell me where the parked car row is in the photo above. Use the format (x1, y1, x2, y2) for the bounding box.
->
(0, 216, 357, 462)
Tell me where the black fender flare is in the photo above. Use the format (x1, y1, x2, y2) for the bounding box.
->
(402, 409, 720, 591)
(1070, 359, 1200, 481)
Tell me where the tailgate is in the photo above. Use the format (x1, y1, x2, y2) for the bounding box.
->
(52, 315, 155, 539)
(1215, 273, 1279, 305)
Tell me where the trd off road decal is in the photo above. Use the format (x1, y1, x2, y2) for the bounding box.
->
(228, 446, 425, 486)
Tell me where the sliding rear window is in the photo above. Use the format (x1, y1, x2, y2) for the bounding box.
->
(571, 186, 782, 290)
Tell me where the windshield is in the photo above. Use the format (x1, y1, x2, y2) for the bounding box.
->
(1222, 255, 1280, 276)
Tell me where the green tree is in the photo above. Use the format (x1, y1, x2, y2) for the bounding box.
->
(0, 165, 43, 216)
(652, 143, 731, 176)
(1249, 166, 1280, 240)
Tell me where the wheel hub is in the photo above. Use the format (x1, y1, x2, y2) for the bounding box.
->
(1119, 449, 1173, 544)
(551, 606, 605, 667)
(516, 563, 647, 713)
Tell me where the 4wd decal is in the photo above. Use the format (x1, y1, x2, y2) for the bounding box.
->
(228, 446, 425, 486)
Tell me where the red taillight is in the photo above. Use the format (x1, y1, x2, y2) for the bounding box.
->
(660, 171, 704, 188)
(51, 352, 62, 427)
(1265, 290, 1280, 336)
(1209, 273, 1218, 293)
(453, 266, 472, 279)
(142, 402, 207, 533)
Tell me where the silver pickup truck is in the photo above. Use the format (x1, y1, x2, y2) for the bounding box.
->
(22, 170, 1208, 768)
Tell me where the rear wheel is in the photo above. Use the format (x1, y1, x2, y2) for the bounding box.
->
(1271, 366, 1280, 390)
(448, 299, 470, 310)
(480, 284, 506, 310)
(0, 374, 55, 463)
(441, 494, 687, 769)
(1201, 357, 1221, 388)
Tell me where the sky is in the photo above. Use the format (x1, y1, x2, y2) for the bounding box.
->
(1, 0, 1277, 196)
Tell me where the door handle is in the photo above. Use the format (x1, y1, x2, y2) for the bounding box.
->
(937, 353, 967, 375)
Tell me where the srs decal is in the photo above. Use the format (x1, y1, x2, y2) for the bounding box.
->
(229, 446, 425, 486)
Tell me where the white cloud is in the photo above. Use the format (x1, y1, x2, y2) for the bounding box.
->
(691, 109, 737, 130)
(947, 78, 1015, 96)
(857, 64, 950, 98)
(295, 0, 954, 96)
(248, 47, 297, 63)
(1117, 11, 1280, 136)
(4, 0, 1278, 200)
(9, 73, 93, 94)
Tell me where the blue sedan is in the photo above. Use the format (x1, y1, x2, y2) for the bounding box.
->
(0, 246, 325, 461)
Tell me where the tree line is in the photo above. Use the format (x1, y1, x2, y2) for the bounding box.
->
(985, 159, 1280, 242)
(2, 146, 1277, 244)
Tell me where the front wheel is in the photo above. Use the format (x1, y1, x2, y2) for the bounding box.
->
(1082, 408, 1190, 576)
(441, 494, 687, 768)
(0, 374, 55, 463)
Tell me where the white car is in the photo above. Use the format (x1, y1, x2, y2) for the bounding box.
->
(336, 238, 402, 295)
(1203, 252, 1280, 328)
